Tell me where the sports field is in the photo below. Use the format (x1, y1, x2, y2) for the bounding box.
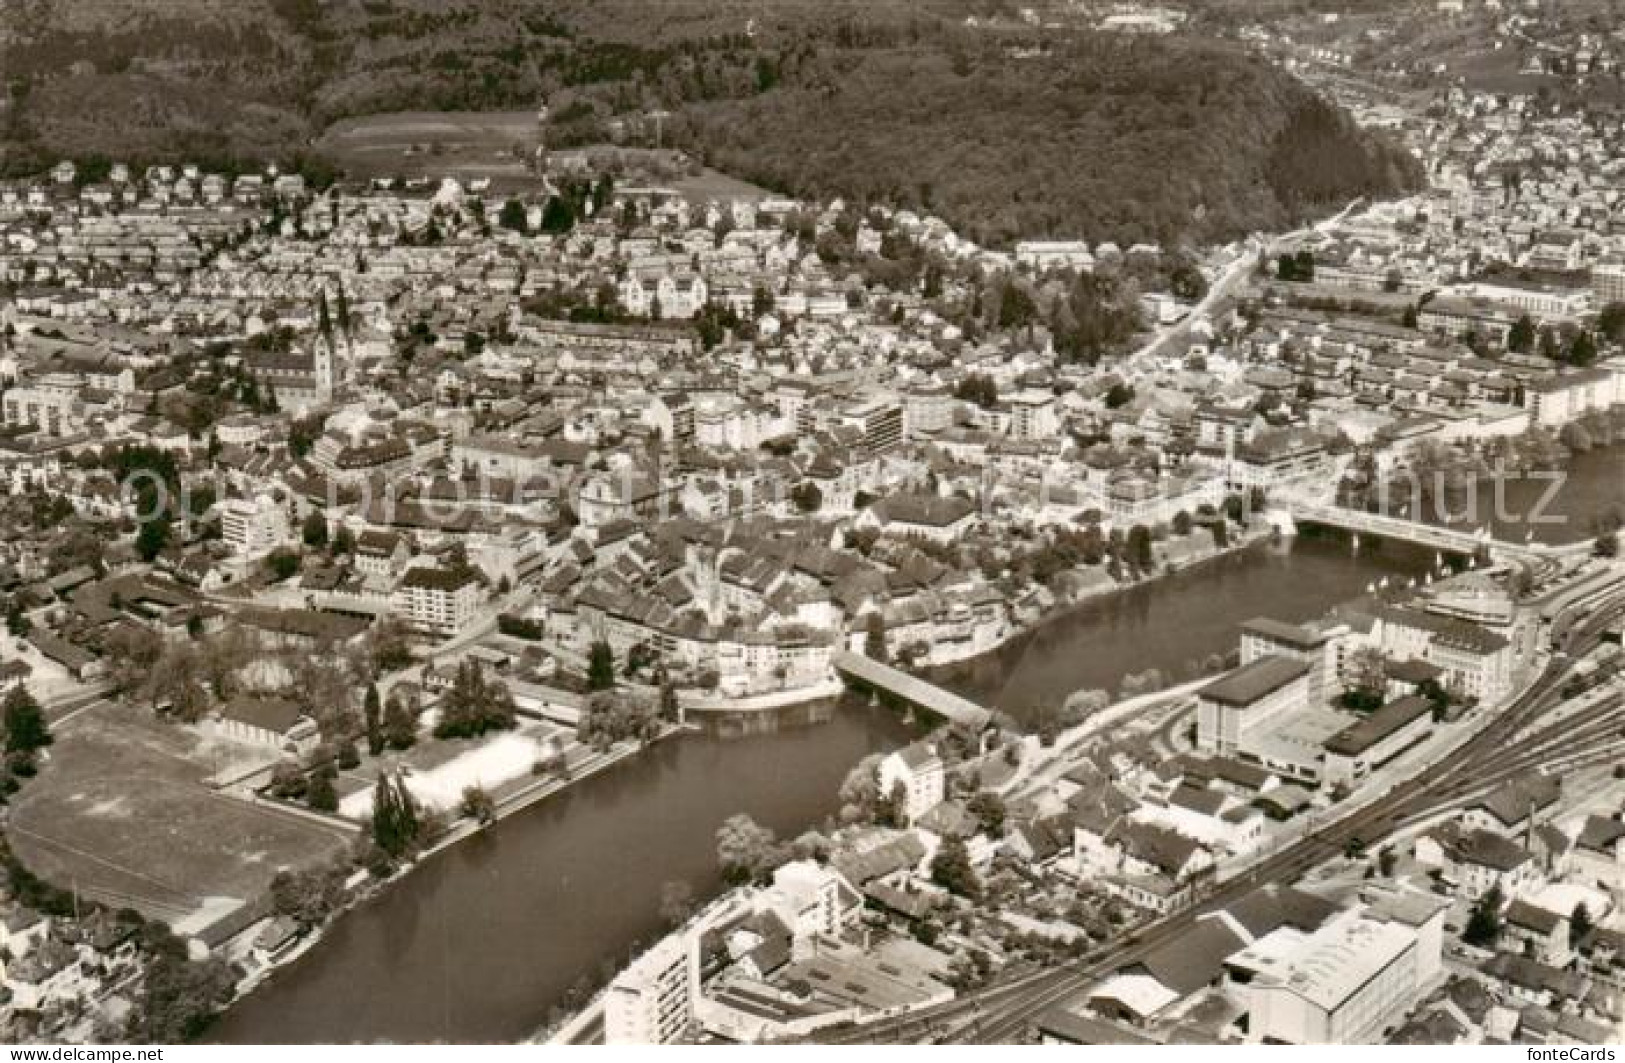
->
(8, 699, 350, 926)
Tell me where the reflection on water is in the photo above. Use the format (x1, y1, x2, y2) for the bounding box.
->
(216, 535, 1440, 1043)
(937, 535, 1433, 723)
(1417, 443, 1625, 546)
(214, 698, 913, 1044)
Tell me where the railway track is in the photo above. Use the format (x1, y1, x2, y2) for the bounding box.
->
(829, 593, 1625, 1045)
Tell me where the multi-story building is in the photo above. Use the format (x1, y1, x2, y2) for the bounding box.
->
(1014, 240, 1094, 271)
(1373, 606, 1513, 706)
(619, 272, 709, 319)
(1591, 261, 1625, 304)
(1007, 389, 1059, 441)
(877, 742, 945, 823)
(1239, 617, 1337, 706)
(838, 394, 904, 459)
(605, 933, 698, 1045)
(903, 383, 955, 438)
(219, 493, 291, 557)
(1, 386, 81, 437)
(1195, 655, 1312, 757)
(1227, 906, 1442, 1045)
(1524, 365, 1624, 427)
(392, 565, 483, 637)
(1321, 695, 1433, 788)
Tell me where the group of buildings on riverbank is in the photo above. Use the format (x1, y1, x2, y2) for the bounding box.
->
(592, 541, 1625, 1045)
(10, 0, 1625, 1044)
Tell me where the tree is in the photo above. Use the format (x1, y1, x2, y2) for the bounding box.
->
(1126, 524, 1154, 572)
(1340, 645, 1388, 711)
(270, 864, 346, 929)
(1508, 313, 1535, 353)
(460, 785, 497, 825)
(1570, 902, 1594, 951)
(1539, 326, 1561, 361)
(135, 513, 172, 562)
(539, 196, 575, 234)
(367, 616, 414, 674)
(127, 937, 235, 1043)
(1418, 677, 1451, 722)
(716, 813, 780, 885)
(435, 659, 518, 739)
(6, 597, 31, 637)
(1595, 531, 1620, 559)
(1597, 301, 1625, 345)
(790, 481, 823, 514)
(953, 373, 999, 409)
(370, 773, 421, 860)
(301, 510, 328, 547)
(1567, 330, 1598, 368)
(363, 684, 383, 756)
(659, 879, 696, 927)
(967, 791, 1007, 838)
(307, 766, 338, 813)
(498, 198, 528, 234)
(587, 640, 616, 691)
(1103, 382, 1135, 409)
(382, 694, 417, 750)
(265, 547, 301, 582)
(863, 612, 888, 662)
(1463, 883, 1504, 948)
(317, 289, 334, 347)
(930, 836, 980, 898)
(3, 686, 51, 755)
(837, 754, 883, 821)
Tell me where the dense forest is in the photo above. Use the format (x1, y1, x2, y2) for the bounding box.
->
(0, 0, 1419, 247)
(666, 36, 1418, 247)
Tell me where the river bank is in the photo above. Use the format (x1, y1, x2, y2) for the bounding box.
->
(211, 533, 1440, 1043)
(220, 721, 688, 1013)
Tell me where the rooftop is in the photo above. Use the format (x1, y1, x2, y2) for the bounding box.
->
(1198, 655, 1310, 708)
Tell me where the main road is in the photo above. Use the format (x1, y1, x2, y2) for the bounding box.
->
(817, 591, 1625, 1045)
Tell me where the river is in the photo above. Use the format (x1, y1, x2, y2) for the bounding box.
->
(1425, 441, 1625, 546)
(212, 533, 1443, 1043)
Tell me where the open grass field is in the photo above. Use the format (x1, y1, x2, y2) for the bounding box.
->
(316, 111, 772, 201)
(8, 700, 349, 925)
(317, 110, 543, 187)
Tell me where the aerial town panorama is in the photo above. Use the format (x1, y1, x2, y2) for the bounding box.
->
(0, 0, 1621, 1049)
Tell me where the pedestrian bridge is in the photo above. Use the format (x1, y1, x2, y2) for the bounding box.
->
(831, 650, 992, 730)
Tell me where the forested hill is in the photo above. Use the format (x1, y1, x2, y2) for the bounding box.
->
(0, 0, 1419, 247)
(665, 36, 1419, 248)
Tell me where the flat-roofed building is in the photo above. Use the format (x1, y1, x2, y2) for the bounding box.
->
(392, 565, 483, 637)
(838, 394, 903, 459)
(219, 493, 291, 557)
(606, 933, 698, 1045)
(1321, 695, 1434, 787)
(1226, 910, 1426, 1045)
(1196, 655, 1311, 757)
(1240, 617, 1337, 705)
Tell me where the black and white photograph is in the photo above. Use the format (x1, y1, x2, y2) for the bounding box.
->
(0, 0, 1622, 1048)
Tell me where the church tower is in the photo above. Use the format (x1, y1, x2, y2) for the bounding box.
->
(314, 336, 334, 401)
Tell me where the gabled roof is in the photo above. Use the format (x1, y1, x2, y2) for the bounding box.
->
(1128, 914, 1248, 997)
